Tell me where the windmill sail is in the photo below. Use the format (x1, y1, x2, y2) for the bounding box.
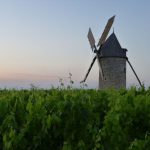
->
(96, 55, 104, 80)
(87, 28, 96, 50)
(97, 15, 115, 47)
(127, 59, 142, 87)
(80, 56, 97, 83)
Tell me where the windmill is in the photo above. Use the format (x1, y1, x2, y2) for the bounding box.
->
(81, 16, 142, 89)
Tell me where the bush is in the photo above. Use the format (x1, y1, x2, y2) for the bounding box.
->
(0, 88, 150, 150)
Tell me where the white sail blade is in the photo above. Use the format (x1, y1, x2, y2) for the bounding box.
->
(87, 28, 96, 50)
(97, 15, 115, 47)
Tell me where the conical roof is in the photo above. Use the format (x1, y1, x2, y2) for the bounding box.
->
(100, 32, 127, 57)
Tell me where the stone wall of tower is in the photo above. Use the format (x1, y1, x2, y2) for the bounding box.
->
(99, 57, 126, 89)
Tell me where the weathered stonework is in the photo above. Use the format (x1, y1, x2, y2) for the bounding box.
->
(99, 57, 126, 89)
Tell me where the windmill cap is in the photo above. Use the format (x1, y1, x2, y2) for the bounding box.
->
(100, 32, 127, 57)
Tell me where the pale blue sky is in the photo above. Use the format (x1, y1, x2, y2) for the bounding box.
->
(0, 0, 150, 88)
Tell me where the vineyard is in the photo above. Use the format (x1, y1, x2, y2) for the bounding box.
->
(0, 87, 150, 150)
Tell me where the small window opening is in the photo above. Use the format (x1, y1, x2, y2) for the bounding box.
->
(124, 67, 126, 73)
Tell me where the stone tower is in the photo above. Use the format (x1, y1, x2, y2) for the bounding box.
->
(98, 32, 127, 89)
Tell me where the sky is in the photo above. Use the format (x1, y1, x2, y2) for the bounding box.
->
(0, 0, 150, 89)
